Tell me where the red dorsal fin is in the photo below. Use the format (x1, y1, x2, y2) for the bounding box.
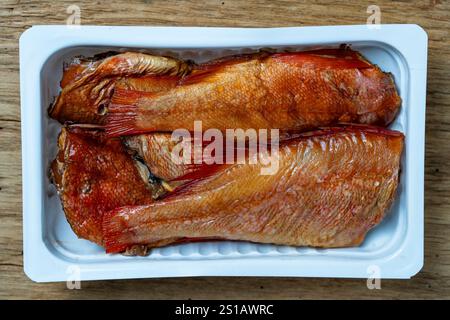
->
(180, 52, 265, 85)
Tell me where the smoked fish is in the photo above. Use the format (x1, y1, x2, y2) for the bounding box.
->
(49, 51, 195, 182)
(50, 127, 157, 245)
(124, 133, 196, 182)
(105, 48, 401, 136)
(103, 126, 404, 253)
(49, 52, 191, 124)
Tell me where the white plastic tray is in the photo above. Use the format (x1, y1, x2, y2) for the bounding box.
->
(20, 25, 427, 282)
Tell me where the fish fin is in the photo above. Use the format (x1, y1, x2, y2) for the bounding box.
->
(162, 163, 228, 200)
(180, 53, 262, 85)
(104, 219, 224, 254)
(333, 123, 405, 138)
(178, 69, 218, 85)
(106, 243, 129, 254)
(272, 49, 373, 69)
(104, 88, 154, 137)
(172, 163, 227, 182)
(281, 125, 404, 142)
(106, 244, 128, 254)
(102, 206, 137, 254)
(104, 109, 141, 137)
(110, 87, 154, 106)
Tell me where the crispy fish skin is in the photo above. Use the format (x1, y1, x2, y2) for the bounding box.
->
(105, 49, 401, 136)
(49, 52, 191, 124)
(124, 133, 196, 182)
(103, 126, 404, 253)
(50, 127, 155, 245)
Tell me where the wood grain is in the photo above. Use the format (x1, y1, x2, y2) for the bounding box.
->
(1, 0, 449, 299)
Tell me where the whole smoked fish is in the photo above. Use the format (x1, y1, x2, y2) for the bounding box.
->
(105, 49, 401, 136)
(103, 126, 404, 253)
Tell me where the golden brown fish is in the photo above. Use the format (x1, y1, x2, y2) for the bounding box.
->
(105, 48, 401, 136)
(50, 127, 158, 245)
(49, 52, 191, 124)
(124, 133, 196, 182)
(102, 126, 404, 253)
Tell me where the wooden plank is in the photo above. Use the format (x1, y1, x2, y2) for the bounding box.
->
(1, 0, 449, 299)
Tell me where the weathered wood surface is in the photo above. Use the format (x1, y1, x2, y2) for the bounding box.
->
(0, 0, 449, 299)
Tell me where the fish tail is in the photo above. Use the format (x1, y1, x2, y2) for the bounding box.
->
(105, 88, 151, 137)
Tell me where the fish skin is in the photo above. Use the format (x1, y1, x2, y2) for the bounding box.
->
(50, 127, 156, 245)
(105, 49, 401, 136)
(102, 126, 404, 253)
(124, 133, 196, 182)
(49, 52, 191, 124)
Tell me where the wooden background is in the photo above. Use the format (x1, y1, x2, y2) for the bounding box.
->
(1, 0, 449, 299)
